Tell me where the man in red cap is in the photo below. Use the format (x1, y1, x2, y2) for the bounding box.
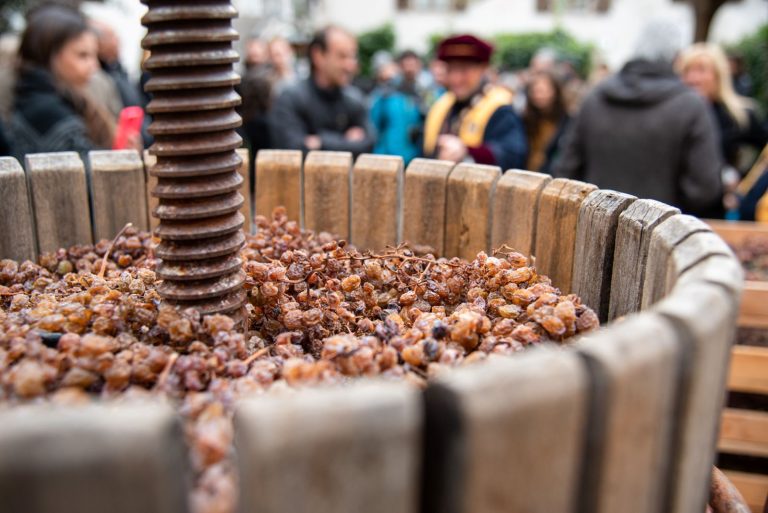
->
(423, 34, 527, 170)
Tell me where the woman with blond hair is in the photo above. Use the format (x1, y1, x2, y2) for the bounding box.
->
(678, 43, 767, 172)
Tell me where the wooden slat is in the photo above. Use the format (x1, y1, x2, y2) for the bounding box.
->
(490, 169, 551, 256)
(0, 403, 188, 513)
(444, 163, 501, 260)
(655, 281, 740, 513)
(665, 231, 734, 294)
(534, 178, 597, 293)
(719, 408, 768, 458)
(641, 215, 712, 310)
(402, 158, 454, 255)
(255, 149, 302, 222)
(142, 150, 158, 232)
(89, 150, 148, 240)
(608, 200, 679, 320)
(740, 281, 768, 329)
(707, 219, 768, 247)
(235, 382, 420, 513)
(576, 313, 680, 513)
(303, 151, 353, 239)
(422, 348, 587, 513)
(722, 471, 768, 513)
(0, 157, 36, 261)
(572, 189, 635, 322)
(350, 154, 403, 250)
(728, 345, 768, 395)
(236, 147, 252, 234)
(676, 254, 744, 298)
(25, 152, 92, 253)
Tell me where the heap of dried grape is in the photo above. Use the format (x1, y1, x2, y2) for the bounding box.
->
(0, 207, 599, 513)
(731, 235, 768, 282)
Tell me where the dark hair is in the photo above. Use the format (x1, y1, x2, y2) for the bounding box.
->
(18, 4, 91, 71)
(523, 71, 566, 138)
(397, 49, 420, 63)
(17, 4, 114, 148)
(307, 25, 351, 73)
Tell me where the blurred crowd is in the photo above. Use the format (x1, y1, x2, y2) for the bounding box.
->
(1, 5, 767, 221)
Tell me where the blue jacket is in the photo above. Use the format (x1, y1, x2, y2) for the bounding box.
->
(370, 82, 423, 164)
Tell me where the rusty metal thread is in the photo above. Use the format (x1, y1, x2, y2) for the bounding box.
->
(141, 0, 246, 316)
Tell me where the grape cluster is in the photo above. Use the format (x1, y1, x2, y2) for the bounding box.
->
(0, 207, 599, 513)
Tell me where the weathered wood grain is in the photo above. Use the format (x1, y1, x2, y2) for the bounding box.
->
(444, 163, 501, 260)
(255, 149, 302, 222)
(676, 254, 744, 298)
(608, 200, 679, 320)
(0, 157, 36, 261)
(576, 313, 681, 513)
(490, 169, 551, 256)
(654, 281, 740, 513)
(402, 158, 454, 255)
(235, 382, 420, 513)
(303, 151, 353, 239)
(572, 189, 636, 321)
(728, 345, 768, 395)
(0, 402, 189, 513)
(664, 231, 735, 297)
(89, 150, 148, 240)
(641, 215, 714, 310)
(533, 178, 597, 293)
(25, 152, 92, 253)
(351, 154, 404, 250)
(422, 349, 587, 513)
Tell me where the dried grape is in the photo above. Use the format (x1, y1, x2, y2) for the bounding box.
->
(0, 206, 600, 513)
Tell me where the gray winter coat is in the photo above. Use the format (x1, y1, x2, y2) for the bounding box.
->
(553, 60, 723, 216)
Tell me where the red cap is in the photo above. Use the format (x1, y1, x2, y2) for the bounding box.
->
(437, 34, 494, 64)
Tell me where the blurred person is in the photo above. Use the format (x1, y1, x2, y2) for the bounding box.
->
(423, 57, 447, 108)
(424, 34, 526, 171)
(0, 34, 19, 120)
(736, 144, 768, 221)
(553, 19, 722, 217)
(0, 119, 10, 156)
(240, 64, 274, 201)
(523, 71, 569, 173)
(529, 47, 558, 74)
(372, 50, 398, 87)
(727, 52, 753, 98)
(678, 43, 767, 173)
(9, 5, 117, 159)
(399, 49, 432, 95)
(90, 19, 143, 112)
(267, 36, 297, 93)
(369, 51, 423, 164)
(270, 26, 373, 156)
(245, 37, 269, 70)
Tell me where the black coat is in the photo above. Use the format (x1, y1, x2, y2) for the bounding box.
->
(711, 101, 768, 170)
(269, 77, 374, 156)
(0, 118, 10, 157)
(554, 60, 723, 217)
(8, 67, 95, 160)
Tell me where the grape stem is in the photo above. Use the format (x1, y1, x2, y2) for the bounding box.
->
(154, 351, 179, 392)
(96, 223, 134, 279)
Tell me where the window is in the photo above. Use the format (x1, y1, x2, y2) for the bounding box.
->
(536, 0, 611, 13)
(397, 0, 469, 11)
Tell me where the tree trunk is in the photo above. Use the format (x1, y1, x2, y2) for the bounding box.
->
(691, 0, 729, 42)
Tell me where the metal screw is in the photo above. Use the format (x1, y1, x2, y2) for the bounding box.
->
(141, 0, 246, 318)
